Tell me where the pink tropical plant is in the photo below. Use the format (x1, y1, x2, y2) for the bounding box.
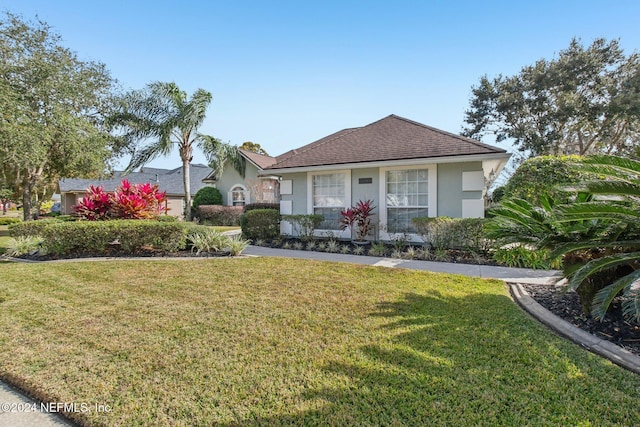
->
(74, 179, 167, 220)
(339, 199, 376, 241)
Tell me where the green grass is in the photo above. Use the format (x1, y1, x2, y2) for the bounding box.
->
(210, 225, 240, 233)
(0, 258, 639, 426)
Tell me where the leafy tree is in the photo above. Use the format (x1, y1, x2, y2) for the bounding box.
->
(0, 13, 122, 221)
(500, 155, 588, 205)
(109, 82, 243, 221)
(239, 141, 269, 155)
(463, 38, 640, 158)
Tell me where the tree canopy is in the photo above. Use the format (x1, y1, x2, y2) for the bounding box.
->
(462, 38, 640, 159)
(239, 141, 269, 155)
(0, 13, 122, 220)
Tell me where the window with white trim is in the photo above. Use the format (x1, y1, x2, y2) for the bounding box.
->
(312, 173, 345, 230)
(385, 168, 429, 233)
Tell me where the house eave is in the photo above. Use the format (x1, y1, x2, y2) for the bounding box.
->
(265, 152, 511, 175)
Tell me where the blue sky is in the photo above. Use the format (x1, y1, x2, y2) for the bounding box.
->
(3, 0, 640, 171)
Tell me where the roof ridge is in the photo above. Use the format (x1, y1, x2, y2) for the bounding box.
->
(273, 127, 361, 166)
(388, 114, 505, 152)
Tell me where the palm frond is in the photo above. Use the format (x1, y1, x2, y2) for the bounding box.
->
(556, 201, 639, 222)
(592, 269, 640, 321)
(567, 251, 640, 292)
(551, 240, 640, 258)
(124, 144, 164, 173)
(586, 180, 640, 197)
(198, 135, 246, 178)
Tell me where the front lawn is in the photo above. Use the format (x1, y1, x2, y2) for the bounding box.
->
(0, 258, 638, 426)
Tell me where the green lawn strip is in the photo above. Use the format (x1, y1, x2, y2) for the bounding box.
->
(210, 226, 240, 233)
(0, 258, 638, 426)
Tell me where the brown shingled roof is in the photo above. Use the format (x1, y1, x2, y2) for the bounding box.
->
(267, 115, 506, 170)
(238, 148, 277, 169)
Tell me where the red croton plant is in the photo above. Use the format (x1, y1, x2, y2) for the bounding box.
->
(339, 199, 375, 241)
(74, 179, 167, 220)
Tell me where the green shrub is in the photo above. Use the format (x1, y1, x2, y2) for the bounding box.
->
(192, 187, 222, 210)
(241, 209, 280, 240)
(227, 235, 250, 256)
(198, 205, 243, 226)
(157, 215, 178, 222)
(283, 214, 323, 242)
(412, 217, 488, 252)
(34, 220, 187, 255)
(9, 218, 61, 237)
(244, 203, 279, 212)
(0, 217, 21, 225)
(6, 235, 45, 256)
(187, 228, 229, 255)
(492, 245, 561, 270)
(501, 155, 588, 205)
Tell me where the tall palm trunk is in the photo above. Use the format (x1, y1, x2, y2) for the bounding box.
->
(180, 143, 193, 221)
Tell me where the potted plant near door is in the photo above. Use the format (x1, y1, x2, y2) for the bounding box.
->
(339, 199, 375, 243)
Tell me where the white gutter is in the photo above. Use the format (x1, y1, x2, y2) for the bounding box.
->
(265, 152, 511, 175)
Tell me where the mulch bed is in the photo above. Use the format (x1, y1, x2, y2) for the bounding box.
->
(523, 283, 640, 357)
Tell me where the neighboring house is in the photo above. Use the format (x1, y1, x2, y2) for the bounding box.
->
(204, 149, 280, 206)
(58, 164, 214, 219)
(259, 114, 510, 241)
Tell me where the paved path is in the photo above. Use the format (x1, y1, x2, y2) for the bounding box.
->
(2, 246, 636, 426)
(243, 245, 560, 282)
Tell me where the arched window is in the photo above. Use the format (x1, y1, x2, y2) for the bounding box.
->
(230, 185, 248, 206)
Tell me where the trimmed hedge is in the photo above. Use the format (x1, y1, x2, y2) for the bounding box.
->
(12, 220, 187, 255)
(412, 217, 488, 252)
(244, 203, 279, 212)
(9, 219, 62, 236)
(197, 205, 244, 226)
(241, 209, 280, 240)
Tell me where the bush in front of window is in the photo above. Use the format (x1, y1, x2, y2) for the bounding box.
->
(241, 209, 280, 240)
(282, 214, 323, 242)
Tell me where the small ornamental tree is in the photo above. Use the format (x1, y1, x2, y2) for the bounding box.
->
(74, 179, 167, 220)
(339, 199, 375, 241)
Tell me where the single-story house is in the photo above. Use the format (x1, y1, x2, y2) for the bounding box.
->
(222, 114, 509, 241)
(204, 149, 280, 206)
(58, 164, 214, 219)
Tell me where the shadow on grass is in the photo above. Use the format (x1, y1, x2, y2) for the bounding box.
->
(217, 290, 640, 426)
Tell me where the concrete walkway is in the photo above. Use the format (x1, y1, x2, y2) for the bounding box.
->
(243, 245, 560, 282)
(1, 246, 636, 426)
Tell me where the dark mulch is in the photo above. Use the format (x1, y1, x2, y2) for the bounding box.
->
(523, 283, 640, 357)
(10, 248, 231, 261)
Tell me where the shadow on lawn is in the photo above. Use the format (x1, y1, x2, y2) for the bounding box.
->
(216, 290, 631, 426)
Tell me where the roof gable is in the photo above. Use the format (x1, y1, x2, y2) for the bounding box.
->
(238, 148, 277, 169)
(267, 115, 507, 170)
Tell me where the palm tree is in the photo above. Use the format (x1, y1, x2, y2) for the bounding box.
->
(110, 82, 243, 221)
(488, 155, 640, 321)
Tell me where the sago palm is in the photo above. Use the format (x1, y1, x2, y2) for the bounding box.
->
(552, 155, 640, 321)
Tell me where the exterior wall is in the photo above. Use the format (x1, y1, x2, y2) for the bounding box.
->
(214, 162, 261, 206)
(437, 162, 484, 218)
(166, 197, 184, 219)
(279, 172, 308, 214)
(61, 193, 80, 215)
(279, 161, 485, 239)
